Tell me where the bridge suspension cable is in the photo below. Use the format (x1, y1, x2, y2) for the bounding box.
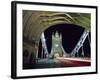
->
(41, 32, 49, 58)
(71, 30, 89, 57)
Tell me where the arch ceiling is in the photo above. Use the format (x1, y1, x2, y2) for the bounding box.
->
(23, 10, 91, 44)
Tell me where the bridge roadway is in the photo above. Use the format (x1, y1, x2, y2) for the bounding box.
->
(55, 57, 90, 67)
(26, 57, 91, 69)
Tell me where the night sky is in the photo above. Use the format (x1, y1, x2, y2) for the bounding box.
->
(38, 24, 90, 58)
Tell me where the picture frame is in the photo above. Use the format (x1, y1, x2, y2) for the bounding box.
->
(11, 1, 98, 79)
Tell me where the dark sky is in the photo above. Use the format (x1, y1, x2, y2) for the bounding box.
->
(38, 23, 90, 57)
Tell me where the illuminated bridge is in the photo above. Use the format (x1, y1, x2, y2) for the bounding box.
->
(23, 11, 91, 69)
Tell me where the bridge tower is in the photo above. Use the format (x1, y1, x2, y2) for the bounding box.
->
(49, 31, 66, 58)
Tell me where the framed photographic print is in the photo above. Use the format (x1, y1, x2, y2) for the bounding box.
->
(11, 1, 98, 79)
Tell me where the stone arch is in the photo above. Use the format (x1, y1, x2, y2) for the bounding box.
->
(23, 10, 91, 59)
(23, 11, 90, 41)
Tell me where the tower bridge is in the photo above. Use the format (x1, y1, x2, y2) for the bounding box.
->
(40, 30, 90, 59)
(23, 10, 91, 69)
